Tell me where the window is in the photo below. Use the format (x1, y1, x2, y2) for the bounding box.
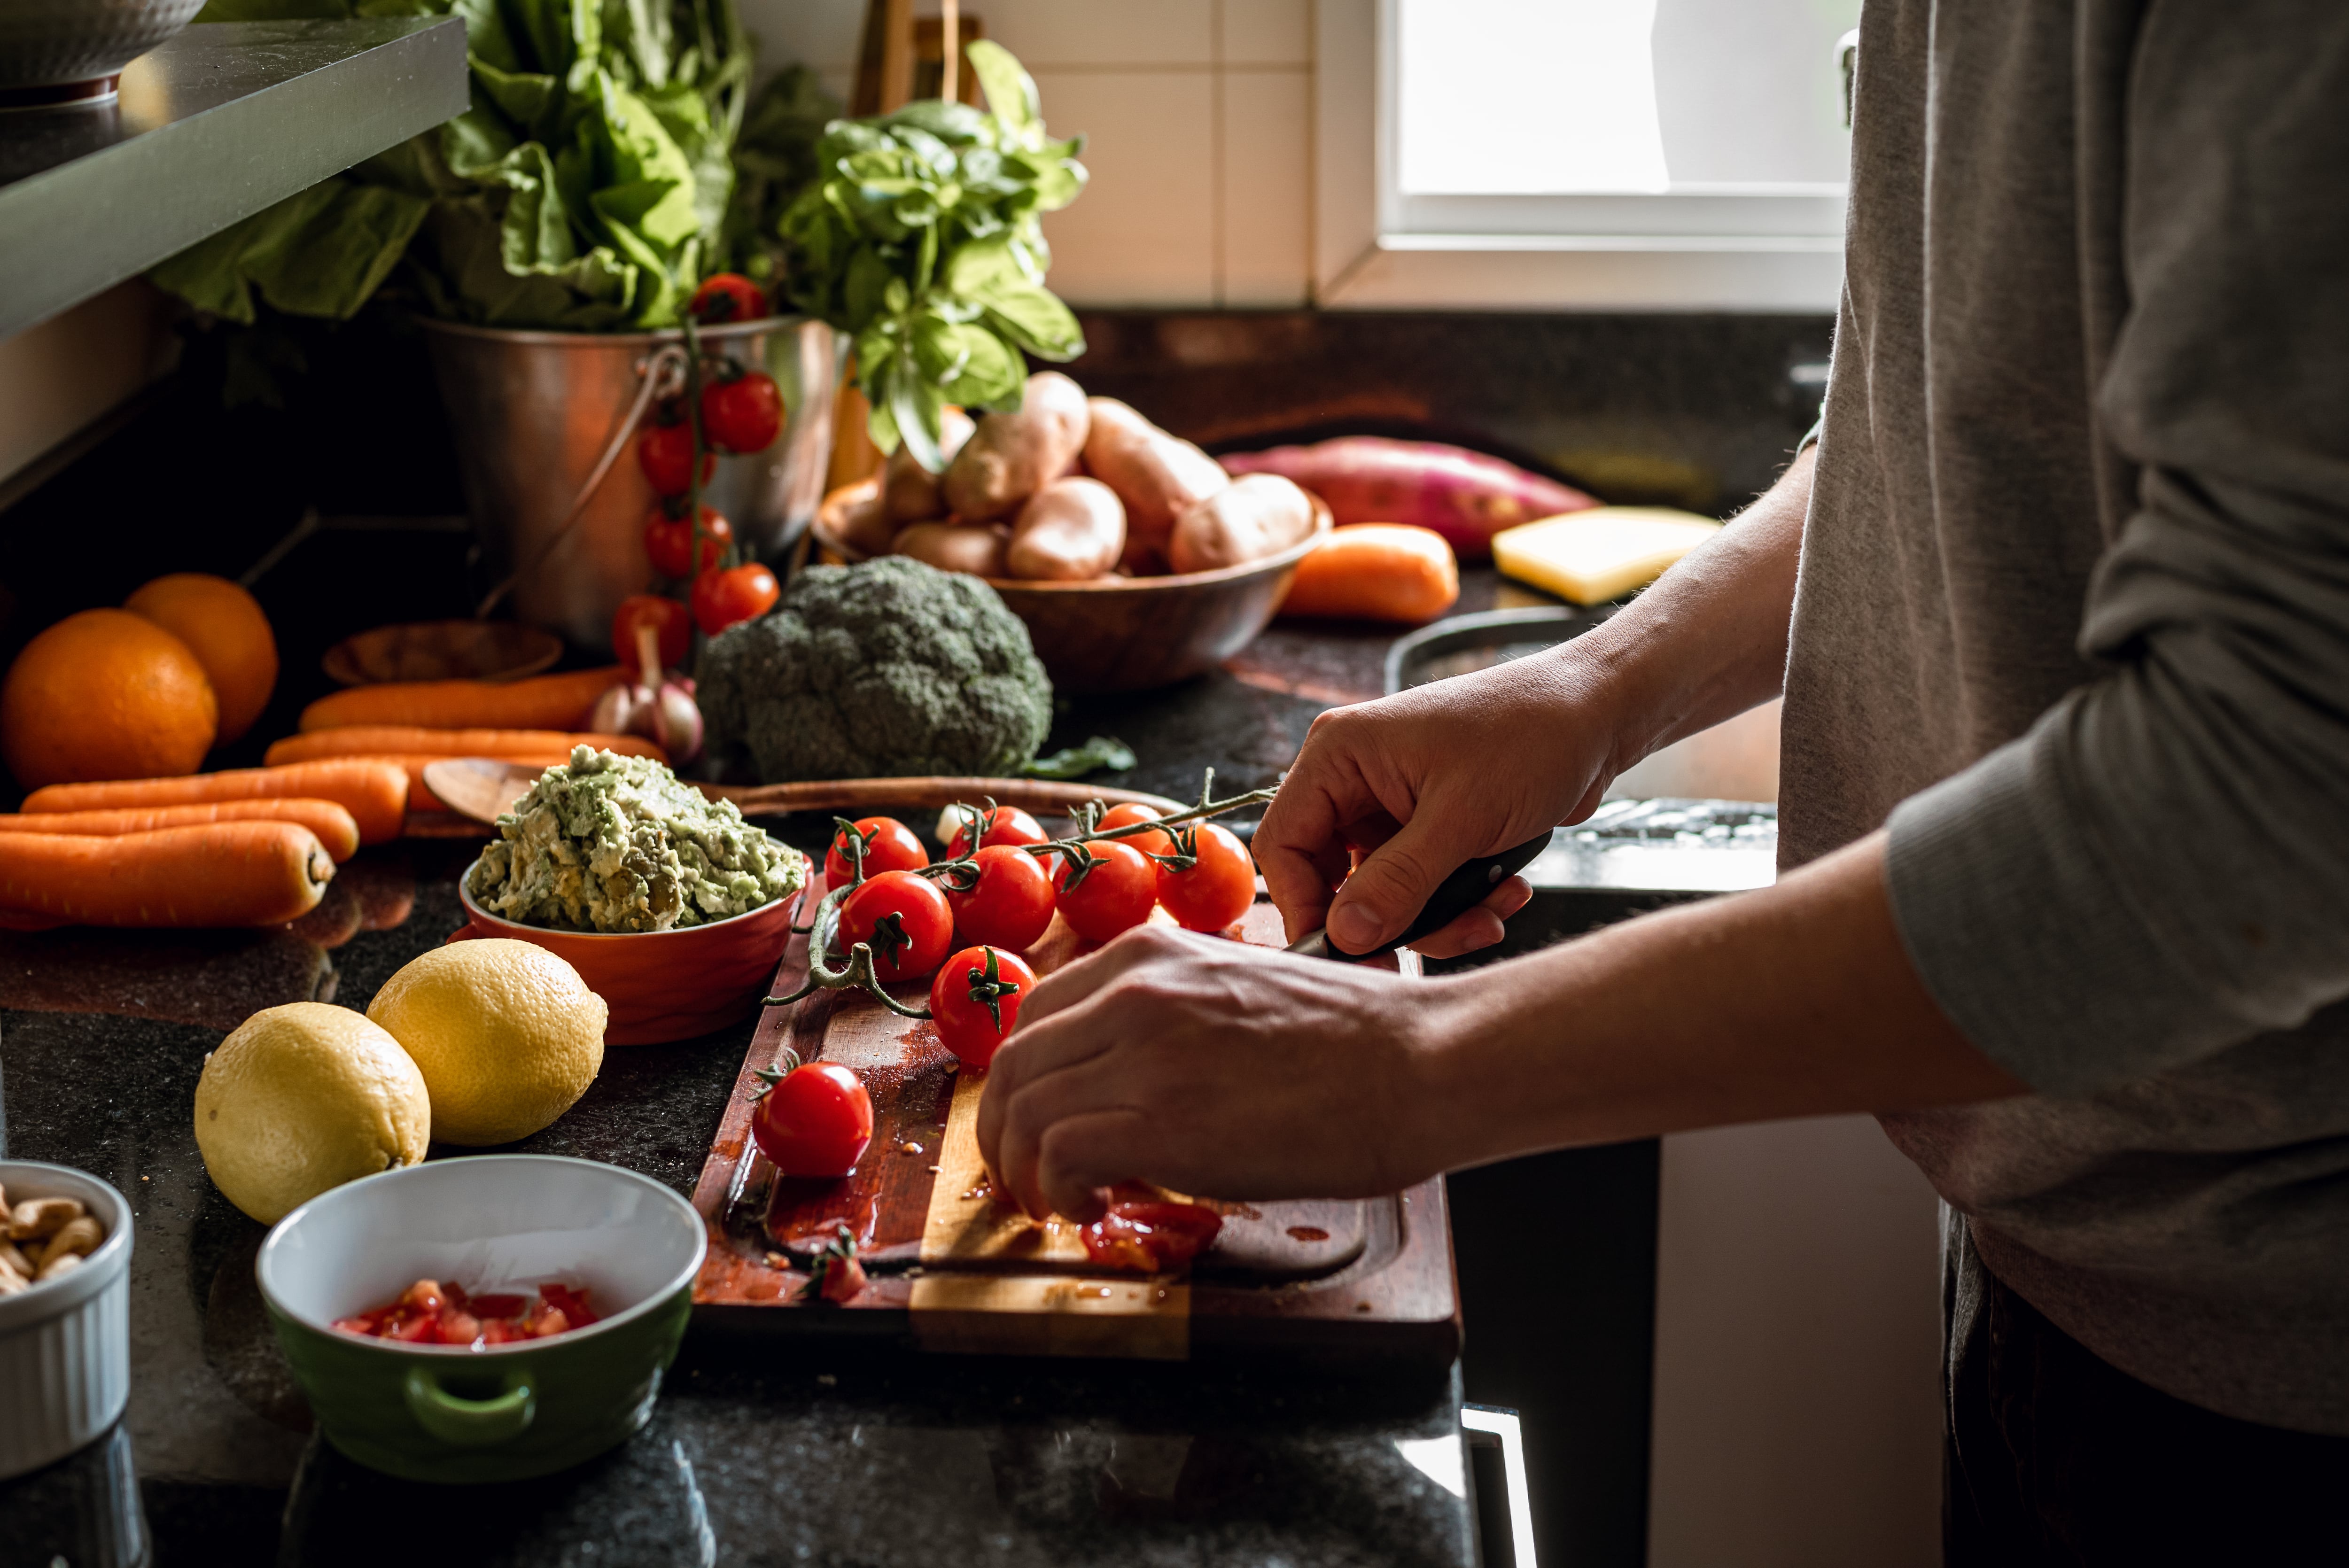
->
(1315, 0, 1859, 310)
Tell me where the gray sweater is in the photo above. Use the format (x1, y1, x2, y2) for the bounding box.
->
(1783, 0, 2349, 1433)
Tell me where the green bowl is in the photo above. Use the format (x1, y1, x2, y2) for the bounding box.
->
(257, 1156, 706, 1484)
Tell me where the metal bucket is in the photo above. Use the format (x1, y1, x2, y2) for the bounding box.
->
(419, 315, 842, 653)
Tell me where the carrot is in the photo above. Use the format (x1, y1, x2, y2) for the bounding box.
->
(1278, 524, 1461, 624)
(1221, 438, 1596, 562)
(324, 754, 579, 811)
(0, 821, 334, 929)
(22, 761, 409, 846)
(262, 728, 666, 768)
(0, 799, 362, 862)
(297, 667, 626, 734)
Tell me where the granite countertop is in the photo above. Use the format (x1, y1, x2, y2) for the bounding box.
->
(0, 594, 1501, 1568)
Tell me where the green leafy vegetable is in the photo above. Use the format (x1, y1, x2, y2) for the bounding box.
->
(1023, 736, 1137, 781)
(778, 41, 1087, 469)
(158, 0, 813, 333)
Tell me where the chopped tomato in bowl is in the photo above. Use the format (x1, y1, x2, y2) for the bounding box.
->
(333, 1277, 600, 1350)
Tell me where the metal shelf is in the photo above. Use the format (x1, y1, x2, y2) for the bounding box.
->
(0, 17, 467, 340)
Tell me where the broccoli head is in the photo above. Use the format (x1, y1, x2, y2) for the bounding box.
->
(697, 556, 1053, 781)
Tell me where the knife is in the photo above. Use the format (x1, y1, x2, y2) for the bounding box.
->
(1284, 831, 1554, 962)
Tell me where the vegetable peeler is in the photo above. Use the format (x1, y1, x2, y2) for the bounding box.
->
(1285, 831, 1554, 962)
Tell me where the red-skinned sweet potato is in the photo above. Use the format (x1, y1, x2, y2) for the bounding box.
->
(1219, 437, 1594, 561)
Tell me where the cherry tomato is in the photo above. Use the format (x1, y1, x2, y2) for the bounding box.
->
(824, 816, 929, 886)
(644, 505, 732, 579)
(1154, 822, 1256, 933)
(637, 414, 713, 497)
(1081, 1191, 1224, 1272)
(945, 844, 1056, 952)
(946, 802, 1048, 860)
(750, 1061, 872, 1177)
(690, 273, 769, 324)
(701, 369, 785, 454)
(838, 869, 953, 981)
(929, 945, 1037, 1070)
(692, 562, 780, 635)
(1051, 840, 1158, 945)
(1097, 802, 1174, 859)
(612, 593, 691, 669)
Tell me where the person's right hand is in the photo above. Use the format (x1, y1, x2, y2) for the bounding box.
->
(1257, 646, 1624, 959)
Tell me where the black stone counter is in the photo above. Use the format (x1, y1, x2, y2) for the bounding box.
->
(0, 641, 1479, 1568)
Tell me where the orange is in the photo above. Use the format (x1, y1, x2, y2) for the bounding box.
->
(0, 610, 218, 790)
(124, 574, 278, 743)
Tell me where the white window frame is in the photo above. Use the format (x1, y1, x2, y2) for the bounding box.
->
(1314, 0, 1849, 311)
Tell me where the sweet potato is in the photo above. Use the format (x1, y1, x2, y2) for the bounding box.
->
(1219, 437, 1595, 561)
(22, 761, 409, 846)
(1080, 398, 1227, 553)
(1007, 478, 1126, 582)
(1278, 525, 1460, 624)
(893, 522, 1011, 578)
(883, 406, 978, 521)
(941, 372, 1091, 522)
(297, 667, 625, 734)
(1169, 474, 1318, 574)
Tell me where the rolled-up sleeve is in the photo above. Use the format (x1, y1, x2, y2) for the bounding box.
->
(1883, 5, 2349, 1095)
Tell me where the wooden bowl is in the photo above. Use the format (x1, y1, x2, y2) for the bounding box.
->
(810, 480, 1333, 694)
(323, 621, 564, 686)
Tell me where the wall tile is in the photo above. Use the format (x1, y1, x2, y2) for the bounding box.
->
(1221, 0, 1312, 66)
(950, 0, 1213, 69)
(1033, 71, 1218, 306)
(1220, 69, 1313, 306)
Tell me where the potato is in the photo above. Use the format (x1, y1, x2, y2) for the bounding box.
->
(1008, 478, 1126, 582)
(882, 406, 978, 522)
(894, 521, 1011, 578)
(941, 372, 1091, 522)
(1081, 397, 1228, 552)
(835, 489, 902, 558)
(1169, 474, 1317, 574)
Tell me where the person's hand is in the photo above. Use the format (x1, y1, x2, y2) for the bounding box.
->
(976, 925, 1456, 1222)
(1257, 646, 1622, 959)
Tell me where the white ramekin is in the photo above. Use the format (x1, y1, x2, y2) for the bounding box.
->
(0, 1161, 133, 1479)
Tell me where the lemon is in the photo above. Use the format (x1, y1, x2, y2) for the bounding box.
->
(195, 1002, 432, 1224)
(366, 939, 607, 1146)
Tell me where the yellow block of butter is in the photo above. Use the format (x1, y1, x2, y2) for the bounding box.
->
(1491, 506, 1723, 605)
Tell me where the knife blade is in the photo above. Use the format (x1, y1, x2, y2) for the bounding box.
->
(1284, 831, 1554, 962)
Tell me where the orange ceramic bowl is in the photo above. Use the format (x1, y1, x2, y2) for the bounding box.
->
(450, 864, 805, 1046)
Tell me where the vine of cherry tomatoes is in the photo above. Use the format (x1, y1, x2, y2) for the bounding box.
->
(631, 273, 790, 644)
(747, 796, 1264, 1180)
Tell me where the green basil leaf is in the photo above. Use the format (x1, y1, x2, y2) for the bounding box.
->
(1022, 737, 1138, 781)
(966, 39, 1040, 140)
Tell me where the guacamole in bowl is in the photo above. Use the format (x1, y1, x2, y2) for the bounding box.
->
(466, 747, 806, 934)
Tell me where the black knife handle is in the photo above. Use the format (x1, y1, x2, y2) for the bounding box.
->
(1287, 830, 1554, 962)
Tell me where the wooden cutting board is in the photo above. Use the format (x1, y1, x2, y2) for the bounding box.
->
(688, 879, 1461, 1364)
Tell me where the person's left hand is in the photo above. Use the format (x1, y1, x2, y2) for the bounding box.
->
(975, 924, 1452, 1222)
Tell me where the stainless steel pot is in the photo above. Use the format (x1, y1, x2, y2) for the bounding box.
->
(0, 0, 203, 103)
(419, 315, 842, 653)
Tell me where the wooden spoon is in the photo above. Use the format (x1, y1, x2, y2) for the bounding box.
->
(420, 758, 1190, 828)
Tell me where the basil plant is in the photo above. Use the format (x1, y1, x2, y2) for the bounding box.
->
(779, 41, 1088, 472)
